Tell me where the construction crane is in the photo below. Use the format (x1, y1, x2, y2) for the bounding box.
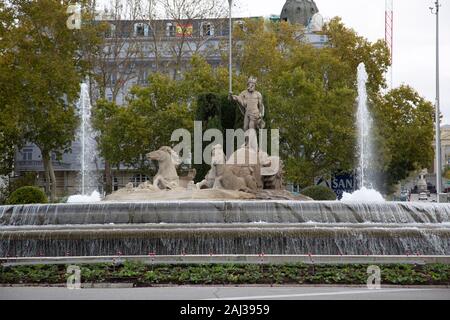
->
(385, 0, 394, 89)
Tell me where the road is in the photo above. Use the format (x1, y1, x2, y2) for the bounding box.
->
(1, 286, 449, 300)
(409, 193, 438, 202)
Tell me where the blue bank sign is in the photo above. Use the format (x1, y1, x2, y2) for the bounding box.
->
(317, 173, 357, 200)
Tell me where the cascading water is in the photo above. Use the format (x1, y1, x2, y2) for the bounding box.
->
(342, 63, 384, 202)
(1, 201, 450, 257)
(67, 83, 101, 203)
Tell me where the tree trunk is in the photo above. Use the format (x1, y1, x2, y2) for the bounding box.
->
(42, 151, 57, 202)
(42, 152, 51, 198)
(104, 160, 113, 194)
(48, 156, 57, 201)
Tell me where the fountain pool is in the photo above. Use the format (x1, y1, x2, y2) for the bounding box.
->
(1, 200, 449, 257)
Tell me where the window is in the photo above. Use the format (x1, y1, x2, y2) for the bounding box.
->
(105, 24, 116, 38)
(201, 22, 214, 37)
(166, 23, 176, 37)
(124, 63, 136, 76)
(138, 69, 149, 85)
(221, 25, 229, 36)
(108, 73, 117, 86)
(21, 149, 33, 161)
(134, 23, 150, 37)
(113, 177, 119, 191)
(130, 174, 150, 187)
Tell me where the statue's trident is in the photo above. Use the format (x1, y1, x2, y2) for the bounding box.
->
(228, 0, 233, 96)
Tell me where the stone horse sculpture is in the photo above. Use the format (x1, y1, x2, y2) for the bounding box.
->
(147, 146, 181, 190)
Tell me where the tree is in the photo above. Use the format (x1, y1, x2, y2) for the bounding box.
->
(92, 72, 193, 173)
(444, 166, 450, 181)
(233, 18, 398, 187)
(89, 0, 158, 194)
(372, 85, 434, 193)
(323, 17, 391, 97)
(0, 1, 26, 176)
(91, 54, 230, 187)
(229, 19, 360, 186)
(269, 67, 356, 186)
(1, 0, 101, 201)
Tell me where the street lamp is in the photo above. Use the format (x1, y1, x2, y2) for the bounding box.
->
(430, 0, 442, 202)
(228, 0, 233, 95)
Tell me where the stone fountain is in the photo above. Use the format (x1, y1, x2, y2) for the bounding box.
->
(1, 74, 450, 258)
(105, 77, 295, 202)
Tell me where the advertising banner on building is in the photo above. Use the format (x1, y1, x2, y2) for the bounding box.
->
(176, 24, 193, 37)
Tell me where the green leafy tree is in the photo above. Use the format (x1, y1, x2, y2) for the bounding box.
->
(230, 19, 362, 186)
(93, 73, 194, 177)
(91, 100, 123, 171)
(445, 166, 450, 180)
(0, 1, 26, 176)
(269, 67, 356, 186)
(372, 85, 435, 193)
(323, 17, 391, 96)
(0, 0, 102, 201)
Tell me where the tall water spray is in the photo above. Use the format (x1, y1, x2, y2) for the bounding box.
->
(356, 63, 372, 189)
(342, 63, 384, 202)
(69, 83, 100, 202)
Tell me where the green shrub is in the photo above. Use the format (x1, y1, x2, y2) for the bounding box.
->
(7, 186, 48, 205)
(10, 172, 38, 192)
(0, 173, 38, 205)
(301, 185, 337, 201)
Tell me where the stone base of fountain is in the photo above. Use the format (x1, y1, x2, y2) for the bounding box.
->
(104, 188, 310, 202)
(1, 201, 450, 257)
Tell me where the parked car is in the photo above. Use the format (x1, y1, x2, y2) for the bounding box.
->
(418, 193, 428, 201)
(399, 191, 409, 202)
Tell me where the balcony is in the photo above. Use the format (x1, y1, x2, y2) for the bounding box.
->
(16, 160, 73, 172)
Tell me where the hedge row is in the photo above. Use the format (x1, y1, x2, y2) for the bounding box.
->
(1, 262, 449, 286)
